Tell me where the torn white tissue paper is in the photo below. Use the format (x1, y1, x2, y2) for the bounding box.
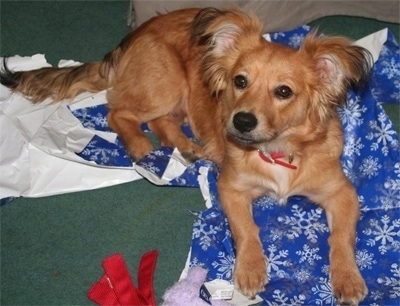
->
(354, 28, 388, 64)
(0, 54, 141, 200)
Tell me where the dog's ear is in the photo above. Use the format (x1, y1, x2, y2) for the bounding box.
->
(191, 8, 241, 55)
(300, 32, 372, 121)
(192, 8, 263, 97)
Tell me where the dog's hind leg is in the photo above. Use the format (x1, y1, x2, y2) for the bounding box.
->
(105, 33, 194, 162)
(148, 115, 203, 162)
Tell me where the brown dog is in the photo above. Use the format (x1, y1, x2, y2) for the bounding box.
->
(1, 8, 371, 305)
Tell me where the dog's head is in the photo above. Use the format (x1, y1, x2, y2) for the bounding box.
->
(192, 8, 372, 152)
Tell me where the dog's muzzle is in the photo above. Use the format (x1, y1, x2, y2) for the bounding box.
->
(233, 111, 258, 133)
(228, 111, 262, 146)
(228, 111, 278, 147)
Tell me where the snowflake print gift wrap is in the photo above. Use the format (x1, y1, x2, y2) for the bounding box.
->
(63, 27, 400, 305)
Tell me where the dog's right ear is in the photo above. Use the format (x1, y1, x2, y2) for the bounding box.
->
(192, 8, 263, 97)
(192, 8, 241, 56)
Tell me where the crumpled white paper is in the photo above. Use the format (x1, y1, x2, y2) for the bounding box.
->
(0, 55, 141, 201)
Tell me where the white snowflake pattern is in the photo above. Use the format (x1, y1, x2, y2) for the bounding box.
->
(391, 78, 400, 101)
(265, 290, 306, 306)
(296, 244, 322, 266)
(372, 178, 400, 210)
(189, 256, 199, 268)
(395, 162, 400, 177)
(358, 194, 365, 206)
(366, 112, 399, 156)
(169, 177, 187, 185)
(288, 33, 305, 48)
(93, 113, 108, 128)
(359, 156, 382, 179)
(363, 215, 400, 254)
(385, 177, 400, 193)
(73, 108, 108, 130)
(311, 277, 336, 306)
(321, 264, 330, 276)
(343, 135, 364, 157)
(80, 145, 120, 164)
(73, 108, 92, 128)
(338, 96, 367, 130)
(270, 32, 285, 40)
(268, 227, 285, 243)
(145, 154, 157, 160)
(267, 244, 291, 278)
(342, 159, 359, 184)
(192, 220, 222, 251)
(184, 164, 200, 177)
(377, 263, 400, 299)
(211, 251, 234, 281)
(369, 289, 385, 302)
(138, 161, 160, 174)
(254, 196, 277, 211)
(380, 56, 400, 79)
(277, 205, 329, 243)
(294, 268, 312, 283)
(153, 149, 166, 157)
(356, 249, 377, 270)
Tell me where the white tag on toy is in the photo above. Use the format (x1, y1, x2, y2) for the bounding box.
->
(204, 279, 263, 305)
(212, 289, 234, 300)
(204, 279, 234, 300)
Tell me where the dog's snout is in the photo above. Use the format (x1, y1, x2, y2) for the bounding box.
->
(233, 112, 258, 133)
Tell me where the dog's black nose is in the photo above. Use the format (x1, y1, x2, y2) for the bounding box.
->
(233, 112, 258, 133)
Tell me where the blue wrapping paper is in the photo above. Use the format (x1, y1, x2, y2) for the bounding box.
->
(71, 27, 400, 305)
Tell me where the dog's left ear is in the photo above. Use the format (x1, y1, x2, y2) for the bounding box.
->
(300, 32, 372, 120)
(192, 8, 263, 97)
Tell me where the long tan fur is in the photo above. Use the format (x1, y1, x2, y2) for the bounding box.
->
(1, 62, 106, 102)
(1, 8, 372, 305)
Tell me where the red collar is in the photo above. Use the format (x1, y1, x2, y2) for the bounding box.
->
(258, 151, 297, 170)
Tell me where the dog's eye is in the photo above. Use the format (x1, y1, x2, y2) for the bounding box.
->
(274, 85, 293, 99)
(234, 75, 248, 90)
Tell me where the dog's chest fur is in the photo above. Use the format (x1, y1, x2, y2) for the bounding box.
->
(243, 151, 301, 205)
(260, 162, 295, 205)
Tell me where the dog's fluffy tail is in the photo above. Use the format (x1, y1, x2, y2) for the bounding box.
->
(0, 54, 118, 103)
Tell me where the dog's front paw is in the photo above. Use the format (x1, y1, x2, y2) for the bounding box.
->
(180, 143, 204, 163)
(181, 150, 202, 163)
(234, 252, 268, 298)
(331, 268, 368, 306)
(127, 141, 154, 162)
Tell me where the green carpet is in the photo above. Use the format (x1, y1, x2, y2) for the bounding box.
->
(1, 1, 399, 305)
